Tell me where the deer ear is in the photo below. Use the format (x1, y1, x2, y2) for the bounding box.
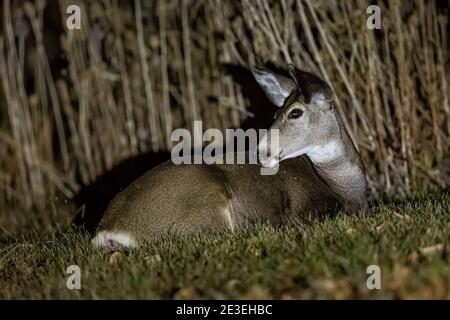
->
(251, 67, 297, 107)
(288, 64, 333, 105)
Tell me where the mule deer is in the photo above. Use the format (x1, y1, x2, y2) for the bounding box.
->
(92, 65, 367, 250)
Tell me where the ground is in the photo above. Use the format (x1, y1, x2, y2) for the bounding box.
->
(0, 192, 449, 299)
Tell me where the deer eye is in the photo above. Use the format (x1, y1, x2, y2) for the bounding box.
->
(288, 109, 303, 119)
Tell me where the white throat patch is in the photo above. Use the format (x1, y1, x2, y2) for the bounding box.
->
(306, 140, 343, 164)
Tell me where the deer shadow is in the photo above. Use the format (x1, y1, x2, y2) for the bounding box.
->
(223, 63, 283, 131)
(73, 151, 171, 233)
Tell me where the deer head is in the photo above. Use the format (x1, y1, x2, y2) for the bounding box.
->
(252, 64, 342, 167)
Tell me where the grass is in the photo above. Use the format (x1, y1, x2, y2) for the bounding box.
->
(1, 192, 450, 299)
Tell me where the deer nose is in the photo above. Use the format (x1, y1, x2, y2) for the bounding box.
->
(257, 135, 280, 168)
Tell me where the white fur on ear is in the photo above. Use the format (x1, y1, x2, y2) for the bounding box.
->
(252, 68, 296, 107)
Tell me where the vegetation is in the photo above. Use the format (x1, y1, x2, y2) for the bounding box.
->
(0, 0, 449, 210)
(1, 192, 449, 299)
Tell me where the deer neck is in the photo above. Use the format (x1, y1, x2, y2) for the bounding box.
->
(305, 126, 367, 210)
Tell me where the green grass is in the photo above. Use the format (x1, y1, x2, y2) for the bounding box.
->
(1, 193, 450, 299)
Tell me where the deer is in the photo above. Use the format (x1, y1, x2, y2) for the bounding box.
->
(91, 64, 368, 251)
